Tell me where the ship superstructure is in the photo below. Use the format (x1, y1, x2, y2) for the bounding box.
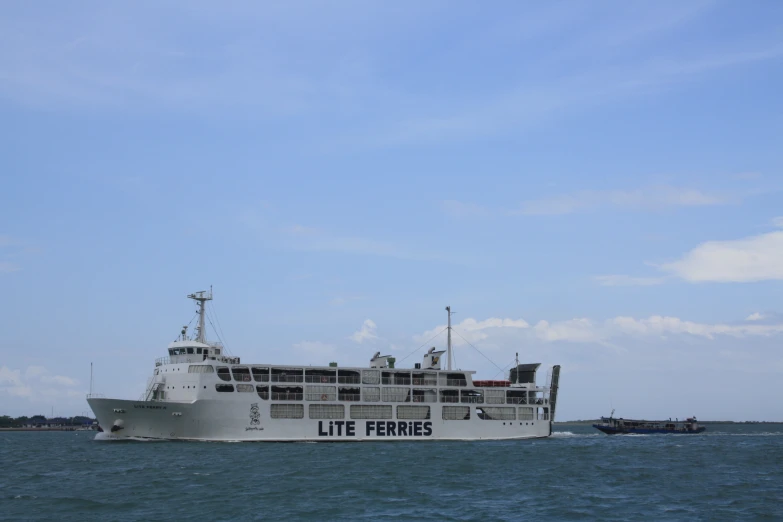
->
(87, 290, 561, 441)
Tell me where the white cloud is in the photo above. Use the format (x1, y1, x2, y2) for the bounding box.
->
(40, 375, 79, 387)
(746, 312, 766, 321)
(416, 317, 530, 347)
(660, 219, 783, 282)
(350, 319, 378, 343)
(599, 217, 783, 285)
(513, 186, 727, 216)
(0, 365, 82, 409)
(594, 274, 667, 286)
(414, 313, 783, 347)
(0, 366, 24, 387)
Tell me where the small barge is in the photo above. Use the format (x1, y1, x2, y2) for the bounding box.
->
(593, 412, 706, 435)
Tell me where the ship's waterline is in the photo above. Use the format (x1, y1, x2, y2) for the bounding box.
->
(88, 289, 561, 442)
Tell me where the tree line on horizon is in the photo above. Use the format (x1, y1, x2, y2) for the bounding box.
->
(0, 415, 97, 428)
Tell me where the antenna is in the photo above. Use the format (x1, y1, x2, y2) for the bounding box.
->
(187, 288, 213, 344)
(446, 306, 452, 371)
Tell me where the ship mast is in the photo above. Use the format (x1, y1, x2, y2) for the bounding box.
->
(188, 287, 213, 344)
(446, 306, 452, 371)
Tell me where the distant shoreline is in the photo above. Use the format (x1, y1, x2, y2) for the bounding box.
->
(0, 427, 96, 432)
(555, 420, 783, 425)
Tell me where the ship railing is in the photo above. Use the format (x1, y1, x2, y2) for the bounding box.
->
(86, 393, 105, 399)
(381, 377, 412, 385)
(338, 394, 361, 401)
(460, 397, 484, 404)
(337, 376, 361, 384)
(271, 393, 304, 401)
(304, 375, 337, 383)
(412, 378, 438, 385)
(270, 375, 305, 383)
(442, 379, 467, 387)
(155, 357, 171, 367)
(440, 396, 460, 403)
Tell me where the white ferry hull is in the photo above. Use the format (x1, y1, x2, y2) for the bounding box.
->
(88, 397, 552, 442)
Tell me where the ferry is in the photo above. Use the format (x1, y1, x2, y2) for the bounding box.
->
(593, 411, 706, 435)
(87, 290, 561, 441)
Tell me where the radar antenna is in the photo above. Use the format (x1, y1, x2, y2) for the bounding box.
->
(446, 306, 453, 371)
(187, 286, 213, 344)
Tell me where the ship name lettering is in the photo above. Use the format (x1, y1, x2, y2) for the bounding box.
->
(317, 420, 432, 437)
(364, 421, 432, 437)
(317, 420, 355, 437)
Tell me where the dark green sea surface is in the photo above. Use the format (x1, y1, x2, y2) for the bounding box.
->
(1, 424, 781, 521)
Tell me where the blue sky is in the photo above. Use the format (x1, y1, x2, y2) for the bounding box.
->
(1, 1, 782, 420)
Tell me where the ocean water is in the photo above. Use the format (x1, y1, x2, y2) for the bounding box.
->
(1, 424, 782, 521)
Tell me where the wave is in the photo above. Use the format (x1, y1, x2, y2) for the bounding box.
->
(551, 431, 599, 438)
(92, 433, 160, 442)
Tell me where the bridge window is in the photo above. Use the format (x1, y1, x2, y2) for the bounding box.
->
(397, 406, 430, 420)
(188, 365, 214, 373)
(442, 406, 470, 420)
(309, 404, 344, 419)
(215, 384, 234, 392)
(236, 384, 254, 393)
(216, 367, 231, 381)
(477, 407, 515, 420)
(270, 404, 304, 419)
(350, 405, 392, 419)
